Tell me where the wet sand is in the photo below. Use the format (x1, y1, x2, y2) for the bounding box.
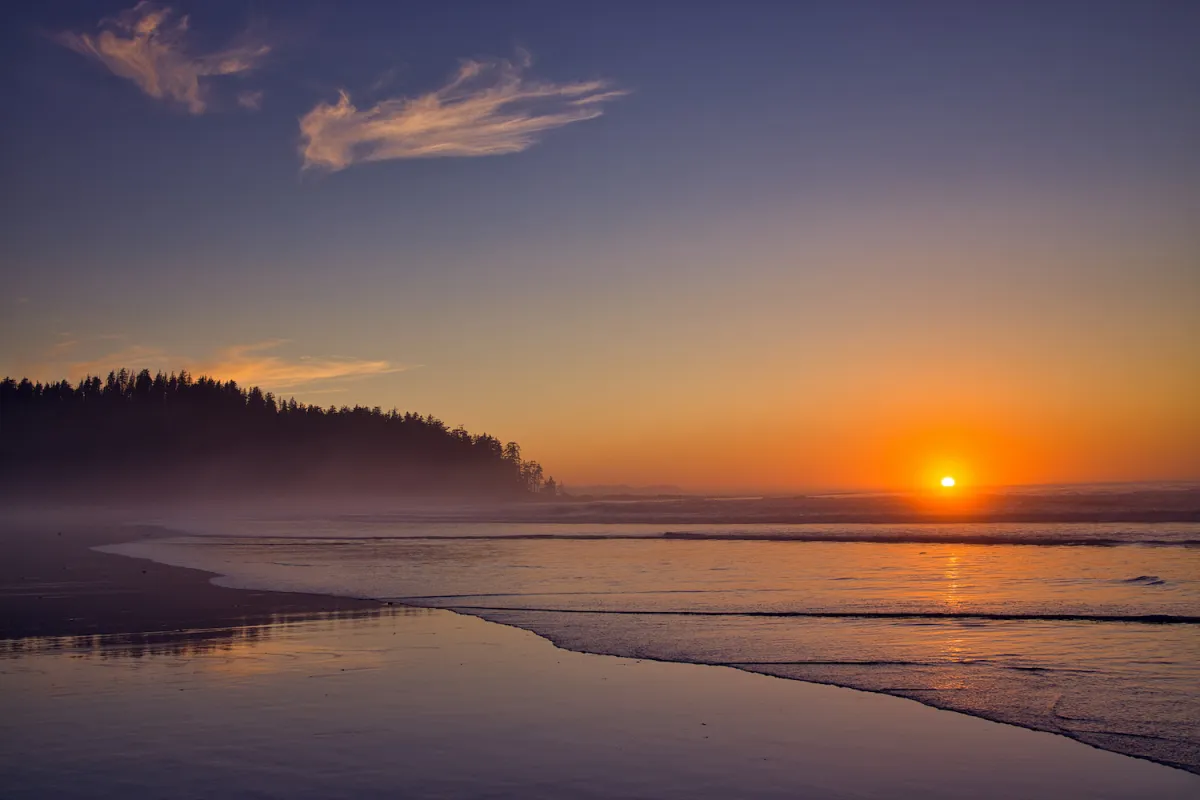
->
(4, 605, 1198, 799)
(2, 523, 1198, 798)
(0, 524, 381, 640)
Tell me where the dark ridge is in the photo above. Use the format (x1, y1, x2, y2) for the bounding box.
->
(0, 369, 558, 500)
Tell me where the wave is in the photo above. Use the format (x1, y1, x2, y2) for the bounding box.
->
(96, 534, 1200, 776)
(394, 602, 1200, 625)
(1122, 575, 1168, 585)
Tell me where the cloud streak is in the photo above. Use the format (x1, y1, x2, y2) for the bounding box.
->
(67, 344, 173, 377)
(237, 89, 264, 111)
(299, 52, 626, 171)
(193, 341, 404, 389)
(58, 2, 268, 114)
(26, 338, 400, 392)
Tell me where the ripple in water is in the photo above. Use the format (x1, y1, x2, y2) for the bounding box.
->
(101, 519, 1200, 774)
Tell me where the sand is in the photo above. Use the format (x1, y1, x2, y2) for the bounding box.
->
(2, 523, 1198, 798)
(0, 523, 380, 640)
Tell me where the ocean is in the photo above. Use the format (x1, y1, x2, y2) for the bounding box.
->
(100, 514, 1200, 775)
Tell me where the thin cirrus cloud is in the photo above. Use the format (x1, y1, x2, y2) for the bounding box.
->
(192, 341, 405, 390)
(65, 343, 173, 377)
(237, 89, 264, 111)
(44, 340, 402, 392)
(300, 51, 627, 171)
(57, 2, 269, 114)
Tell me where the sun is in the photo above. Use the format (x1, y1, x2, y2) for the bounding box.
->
(940, 476, 956, 488)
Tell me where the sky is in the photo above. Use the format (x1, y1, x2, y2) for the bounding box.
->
(2, 1, 1198, 492)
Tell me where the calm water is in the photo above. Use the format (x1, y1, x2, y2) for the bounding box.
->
(8, 608, 1200, 799)
(103, 518, 1200, 774)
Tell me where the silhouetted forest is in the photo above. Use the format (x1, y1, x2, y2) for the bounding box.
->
(1, 369, 556, 500)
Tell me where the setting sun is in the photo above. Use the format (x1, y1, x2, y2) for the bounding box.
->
(941, 476, 956, 488)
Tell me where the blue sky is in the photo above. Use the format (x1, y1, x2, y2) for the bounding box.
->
(2, 1, 1198, 489)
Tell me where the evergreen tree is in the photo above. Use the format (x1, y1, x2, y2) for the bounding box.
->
(0, 369, 547, 500)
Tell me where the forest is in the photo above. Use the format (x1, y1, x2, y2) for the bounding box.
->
(0, 369, 556, 500)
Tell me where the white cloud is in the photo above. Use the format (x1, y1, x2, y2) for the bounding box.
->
(23, 337, 402, 392)
(67, 344, 173, 376)
(237, 89, 264, 110)
(299, 51, 626, 171)
(59, 2, 268, 114)
(193, 341, 404, 389)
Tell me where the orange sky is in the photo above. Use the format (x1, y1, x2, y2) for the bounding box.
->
(4, 4, 1198, 493)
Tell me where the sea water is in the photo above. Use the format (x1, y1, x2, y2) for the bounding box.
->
(100, 517, 1200, 774)
(8, 608, 1200, 799)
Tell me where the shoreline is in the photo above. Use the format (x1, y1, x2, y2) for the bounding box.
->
(5, 523, 1198, 780)
(453, 607, 1200, 778)
(8, 605, 1197, 799)
(0, 524, 382, 641)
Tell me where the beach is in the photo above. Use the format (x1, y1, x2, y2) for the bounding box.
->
(3, 522, 1198, 799)
(94, 513, 1200, 774)
(0, 524, 381, 640)
(7, 1, 1197, 795)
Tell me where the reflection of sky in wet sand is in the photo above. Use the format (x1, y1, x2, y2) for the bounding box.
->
(0, 610, 384, 662)
(98, 525, 1200, 774)
(3, 609, 1198, 799)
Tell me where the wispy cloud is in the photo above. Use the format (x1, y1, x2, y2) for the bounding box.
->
(67, 344, 174, 377)
(48, 335, 80, 357)
(237, 89, 264, 111)
(299, 51, 626, 171)
(193, 341, 403, 389)
(24, 338, 402, 392)
(58, 2, 269, 114)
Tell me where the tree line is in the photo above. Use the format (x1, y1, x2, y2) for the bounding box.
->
(1, 369, 558, 499)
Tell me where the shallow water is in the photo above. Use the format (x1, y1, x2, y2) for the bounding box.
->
(102, 518, 1200, 774)
(4, 608, 1199, 799)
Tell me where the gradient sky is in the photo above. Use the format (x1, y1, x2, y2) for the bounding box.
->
(2, 1, 1198, 491)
